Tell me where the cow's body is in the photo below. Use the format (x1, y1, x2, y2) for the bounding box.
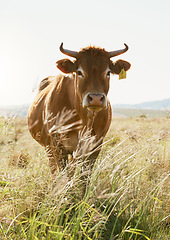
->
(28, 43, 131, 174)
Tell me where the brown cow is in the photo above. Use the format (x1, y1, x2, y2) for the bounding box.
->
(28, 43, 131, 175)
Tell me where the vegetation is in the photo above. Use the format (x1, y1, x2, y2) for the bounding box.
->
(0, 116, 169, 239)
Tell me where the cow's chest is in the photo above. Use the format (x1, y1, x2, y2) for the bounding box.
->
(60, 131, 79, 152)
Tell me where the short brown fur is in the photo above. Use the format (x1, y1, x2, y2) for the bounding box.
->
(28, 44, 131, 175)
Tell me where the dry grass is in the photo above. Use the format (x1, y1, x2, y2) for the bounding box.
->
(0, 116, 169, 239)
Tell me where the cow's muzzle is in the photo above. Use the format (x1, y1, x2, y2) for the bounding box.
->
(83, 93, 107, 111)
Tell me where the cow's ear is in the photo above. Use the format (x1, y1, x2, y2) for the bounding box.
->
(110, 59, 131, 75)
(56, 59, 76, 73)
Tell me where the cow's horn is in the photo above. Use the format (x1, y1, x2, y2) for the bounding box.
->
(108, 43, 129, 58)
(59, 42, 78, 58)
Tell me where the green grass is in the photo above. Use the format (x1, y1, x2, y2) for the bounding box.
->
(0, 116, 169, 239)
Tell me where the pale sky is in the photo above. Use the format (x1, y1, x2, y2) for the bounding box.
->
(0, 0, 170, 106)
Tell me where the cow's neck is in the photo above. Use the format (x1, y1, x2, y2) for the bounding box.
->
(74, 92, 97, 131)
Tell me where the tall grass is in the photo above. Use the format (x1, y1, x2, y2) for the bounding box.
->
(0, 116, 169, 239)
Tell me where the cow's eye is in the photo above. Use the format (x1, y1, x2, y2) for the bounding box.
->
(107, 71, 111, 77)
(77, 70, 83, 77)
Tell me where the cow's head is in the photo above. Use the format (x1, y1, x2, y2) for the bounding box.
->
(56, 43, 131, 112)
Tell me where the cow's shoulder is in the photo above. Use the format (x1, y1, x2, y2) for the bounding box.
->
(44, 74, 76, 114)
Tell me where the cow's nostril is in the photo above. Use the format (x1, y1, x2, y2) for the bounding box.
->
(88, 95, 93, 103)
(100, 96, 105, 103)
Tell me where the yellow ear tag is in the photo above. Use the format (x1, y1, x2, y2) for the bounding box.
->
(119, 68, 126, 80)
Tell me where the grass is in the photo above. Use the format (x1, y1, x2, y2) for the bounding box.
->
(0, 116, 169, 239)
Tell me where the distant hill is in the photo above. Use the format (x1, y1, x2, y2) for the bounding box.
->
(113, 98, 170, 110)
(0, 98, 169, 118)
(112, 108, 169, 118)
(0, 105, 29, 118)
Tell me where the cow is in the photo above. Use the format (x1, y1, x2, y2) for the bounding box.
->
(27, 43, 131, 176)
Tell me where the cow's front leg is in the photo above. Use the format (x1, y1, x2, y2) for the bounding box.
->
(47, 143, 73, 174)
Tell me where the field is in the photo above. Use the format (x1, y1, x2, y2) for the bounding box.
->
(112, 108, 170, 118)
(0, 116, 169, 239)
